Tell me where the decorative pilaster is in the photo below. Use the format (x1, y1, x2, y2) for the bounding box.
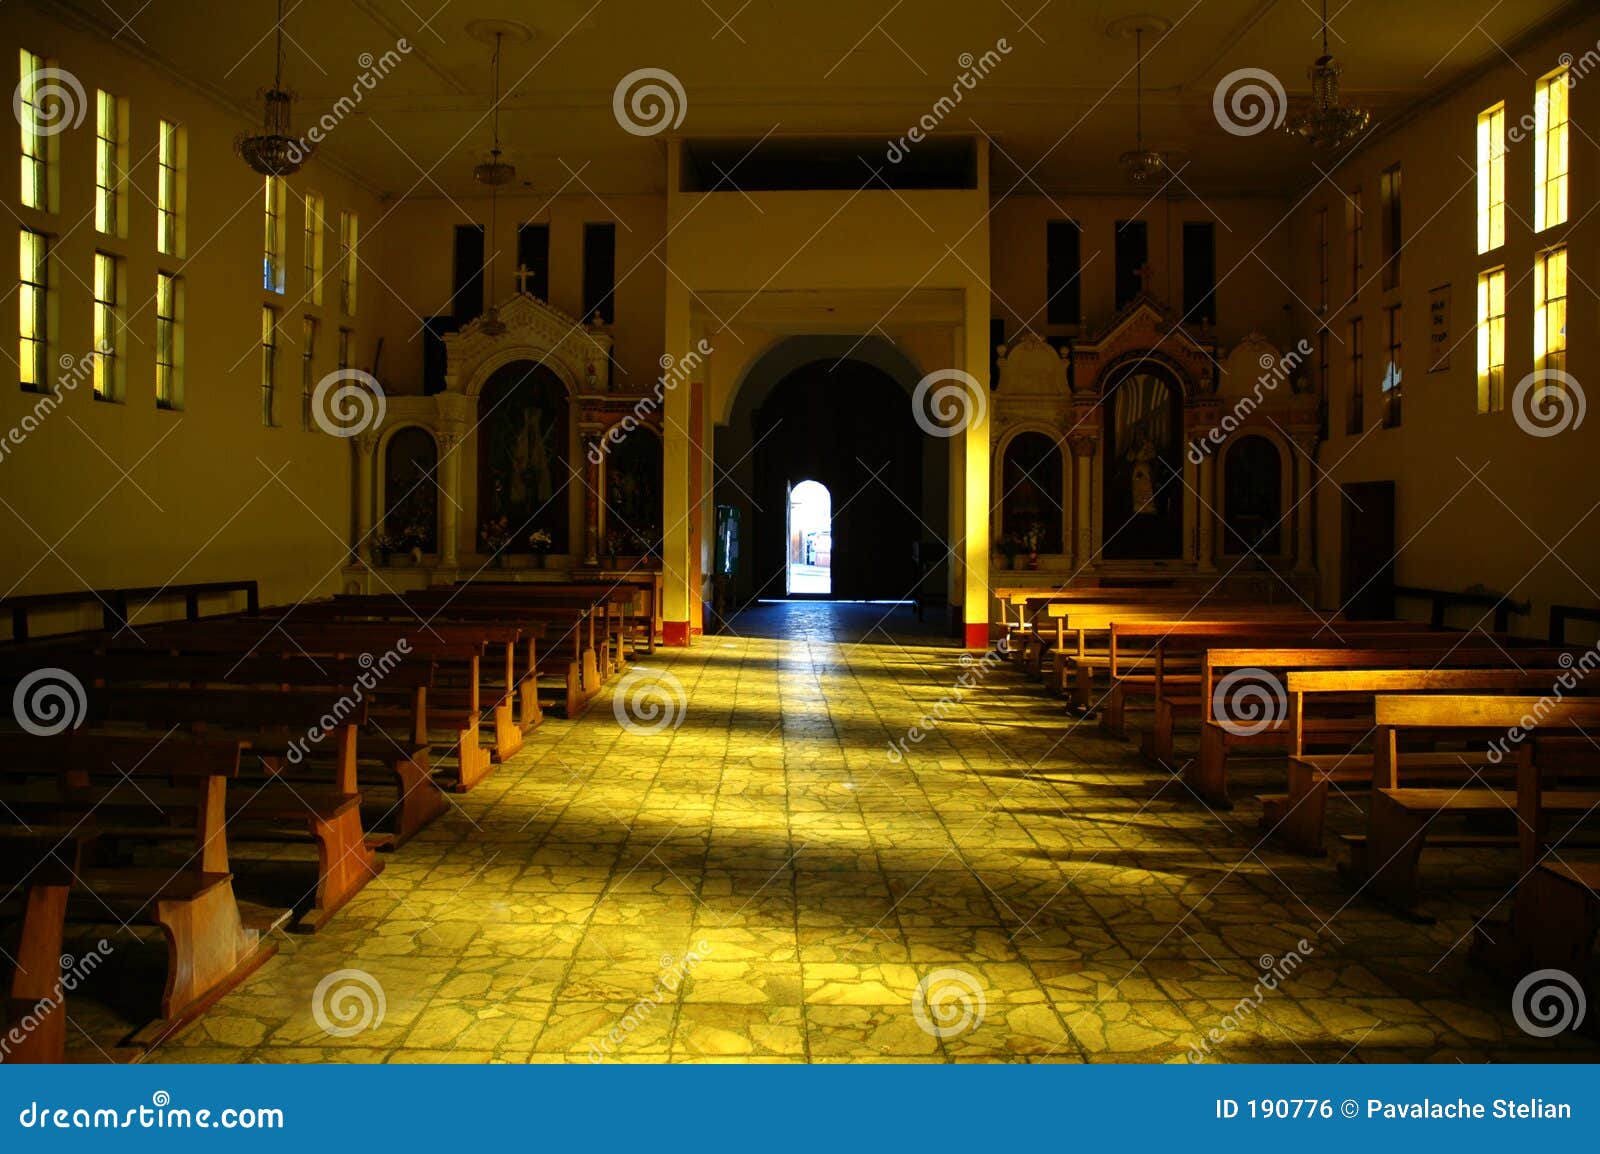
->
(582, 426, 603, 567)
(1294, 435, 1318, 573)
(1196, 453, 1217, 571)
(436, 429, 463, 569)
(354, 432, 378, 565)
(1068, 434, 1097, 570)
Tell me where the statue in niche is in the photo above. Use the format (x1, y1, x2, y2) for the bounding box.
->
(1126, 429, 1158, 515)
(478, 362, 569, 552)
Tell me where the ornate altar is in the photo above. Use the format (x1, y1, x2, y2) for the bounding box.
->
(344, 292, 664, 589)
(991, 287, 1320, 593)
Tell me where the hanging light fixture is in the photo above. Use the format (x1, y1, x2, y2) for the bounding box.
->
(474, 32, 515, 187)
(1288, 0, 1370, 149)
(1119, 26, 1166, 183)
(235, 0, 310, 176)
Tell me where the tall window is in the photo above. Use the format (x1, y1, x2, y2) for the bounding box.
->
(1534, 245, 1568, 375)
(156, 272, 181, 410)
(339, 210, 358, 315)
(303, 192, 324, 306)
(19, 228, 48, 390)
(1476, 103, 1505, 254)
(1346, 316, 1364, 435)
(337, 326, 352, 371)
(19, 49, 49, 210)
(1046, 220, 1082, 325)
(93, 252, 122, 401)
(1317, 326, 1330, 395)
(157, 120, 184, 257)
(1316, 207, 1329, 312)
(300, 315, 318, 430)
(1114, 220, 1149, 309)
(1534, 69, 1569, 233)
(1182, 221, 1217, 325)
(261, 306, 278, 425)
(263, 176, 286, 293)
(1380, 165, 1402, 291)
(95, 89, 123, 237)
(582, 221, 617, 324)
(1346, 189, 1363, 300)
(1476, 267, 1506, 414)
(1381, 304, 1402, 428)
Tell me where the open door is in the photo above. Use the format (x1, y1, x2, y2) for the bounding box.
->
(786, 479, 832, 596)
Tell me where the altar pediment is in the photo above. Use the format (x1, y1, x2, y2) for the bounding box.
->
(1069, 291, 1218, 398)
(442, 293, 614, 396)
(995, 333, 1068, 397)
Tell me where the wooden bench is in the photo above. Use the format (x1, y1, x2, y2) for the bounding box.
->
(464, 575, 661, 655)
(0, 733, 277, 1062)
(1168, 642, 1570, 805)
(1340, 695, 1600, 913)
(1472, 860, 1600, 1021)
(1, 580, 259, 644)
(1261, 667, 1597, 855)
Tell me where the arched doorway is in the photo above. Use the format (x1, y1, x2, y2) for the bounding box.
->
(1223, 434, 1284, 556)
(1102, 364, 1184, 560)
(476, 361, 570, 553)
(787, 480, 832, 595)
(382, 426, 439, 552)
(745, 358, 926, 600)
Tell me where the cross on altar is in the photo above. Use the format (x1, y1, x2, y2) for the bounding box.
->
(1136, 263, 1156, 294)
(514, 264, 535, 295)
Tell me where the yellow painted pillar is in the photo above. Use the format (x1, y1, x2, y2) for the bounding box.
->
(662, 279, 694, 646)
(959, 295, 991, 650)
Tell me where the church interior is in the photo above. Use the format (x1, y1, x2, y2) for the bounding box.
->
(2, 0, 1599, 1066)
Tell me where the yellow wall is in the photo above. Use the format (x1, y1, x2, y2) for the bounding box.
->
(1288, 10, 1600, 635)
(2, 4, 384, 626)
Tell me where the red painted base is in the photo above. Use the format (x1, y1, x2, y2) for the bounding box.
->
(663, 621, 692, 647)
(964, 623, 991, 650)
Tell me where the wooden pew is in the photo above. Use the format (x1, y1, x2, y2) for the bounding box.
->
(1262, 667, 1595, 855)
(1473, 861, 1600, 1021)
(1340, 695, 1600, 913)
(1176, 642, 1574, 806)
(464, 573, 662, 655)
(0, 734, 277, 1062)
(1099, 620, 1443, 740)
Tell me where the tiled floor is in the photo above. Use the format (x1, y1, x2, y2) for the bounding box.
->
(46, 602, 1600, 1063)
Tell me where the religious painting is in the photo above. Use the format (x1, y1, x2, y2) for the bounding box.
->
(1102, 366, 1183, 559)
(382, 426, 438, 552)
(999, 432, 1064, 554)
(477, 361, 570, 552)
(603, 427, 663, 558)
(1222, 434, 1283, 556)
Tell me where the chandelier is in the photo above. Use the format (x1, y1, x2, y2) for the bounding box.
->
(474, 32, 515, 186)
(235, 0, 310, 176)
(1288, 0, 1370, 149)
(1119, 26, 1166, 183)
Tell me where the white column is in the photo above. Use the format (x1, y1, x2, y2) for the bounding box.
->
(1070, 436, 1096, 570)
(1196, 454, 1216, 571)
(437, 430, 462, 569)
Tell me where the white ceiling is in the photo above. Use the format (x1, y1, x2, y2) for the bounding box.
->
(45, 0, 1586, 199)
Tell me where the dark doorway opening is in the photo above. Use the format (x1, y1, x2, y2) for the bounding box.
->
(1340, 480, 1396, 619)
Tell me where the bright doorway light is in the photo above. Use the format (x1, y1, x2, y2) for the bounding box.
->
(787, 479, 832, 595)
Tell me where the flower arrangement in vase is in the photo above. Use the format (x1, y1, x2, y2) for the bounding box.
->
(479, 516, 512, 566)
(1022, 523, 1046, 569)
(996, 534, 1022, 570)
(372, 531, 396, 567)
(527, 528, 553, 568)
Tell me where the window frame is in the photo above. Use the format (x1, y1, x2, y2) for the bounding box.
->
(92, 251, 124, 402)
(261, 305, 279, 426)
(339, 210, 358, 316)
(1534, 68, 1570, 233)
(155, 271, 183, 411)
(1346, 188, 1363, 302)
(19, 227, 49, 391)
(303, 192, 324, 307)
(1534, 244, 1568, 376)
(301, 314, 319, 430)
(1476, 103, 1505, 254)
(1380, 165, 1402, 291)
(1346, 316, 1364, 436)
(157, 119, 185, 258)
(1476, 266, 1506, 414)
(263, 176, 286, 294)
(1381, 303, 1402, 429)
(94, 89, 125, 238)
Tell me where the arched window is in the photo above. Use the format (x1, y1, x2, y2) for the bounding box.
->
(382, 426, 438, 552)
(1000, 432, 1064, 554)
(1223, 434, 1283, 556)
